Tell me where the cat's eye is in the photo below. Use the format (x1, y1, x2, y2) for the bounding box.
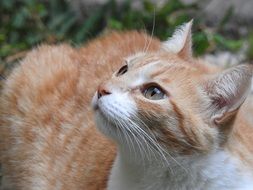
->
(117, 65, 128, 76)
(143, 85, 166, 100)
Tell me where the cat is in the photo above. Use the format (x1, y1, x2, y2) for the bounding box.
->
(1, 21, 253, 190)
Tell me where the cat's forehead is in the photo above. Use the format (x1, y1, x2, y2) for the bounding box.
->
(125, 52, 196, 79)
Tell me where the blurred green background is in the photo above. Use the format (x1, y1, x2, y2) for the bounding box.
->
(0, 0, 253, 82)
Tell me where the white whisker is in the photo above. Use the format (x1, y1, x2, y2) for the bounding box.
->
(144, 8, 156, 53)
(135, 114, 189, 174)
(115, 118, 137, 159)
(142, 24, 149, 53)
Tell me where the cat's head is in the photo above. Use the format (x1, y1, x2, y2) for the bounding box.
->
(92, 21, 253, 160)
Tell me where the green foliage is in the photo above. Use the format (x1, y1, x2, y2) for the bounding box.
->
(107, 0, 193, 40)
(213, 34, 244, 52)
(105, 0, 247, 56)
(193, 31, 209, 56)
(1, 0, 73, 58)
(0, 0, 251, 61)
(247, 32, 253, 61)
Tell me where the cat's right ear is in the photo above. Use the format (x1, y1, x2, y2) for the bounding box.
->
(162, 20, 193, 60)
(201, 64, 253, 125)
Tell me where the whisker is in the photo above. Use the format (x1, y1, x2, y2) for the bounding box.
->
(115, 118, 137, 158)
(127, 119, 161, 163)
(144, 8, 156, 53)
(118, 116, 156, 163)
(129, 123, 155, 163)
(136, 116, 189, 174)
(129, 114, 188, 174)
(118, 120, 141, 161)
(133, 121, 170, 166)
(111, 109, 189, 175)
(141, 21, 149, 53)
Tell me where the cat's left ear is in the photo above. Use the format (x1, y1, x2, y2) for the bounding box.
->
(162, 20, 193, 60)
(202, 64, 253, 125)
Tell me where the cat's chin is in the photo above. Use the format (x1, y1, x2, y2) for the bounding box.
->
(94, 109, 120, 140)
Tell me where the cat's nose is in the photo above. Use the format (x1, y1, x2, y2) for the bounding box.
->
(97, 85, 111, 99)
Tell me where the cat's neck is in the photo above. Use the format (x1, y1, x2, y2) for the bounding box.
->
(107, 146, 253, 190)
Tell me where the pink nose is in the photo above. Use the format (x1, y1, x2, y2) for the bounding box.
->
(97, 85, 111, 99)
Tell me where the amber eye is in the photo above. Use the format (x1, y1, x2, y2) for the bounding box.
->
(143, 85, 166, 100)
(117, 65, 128, 76)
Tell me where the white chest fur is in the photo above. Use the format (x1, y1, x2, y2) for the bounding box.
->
(107, 150, 253, 190)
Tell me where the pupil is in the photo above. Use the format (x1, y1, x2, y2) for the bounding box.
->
(151, 88, 158, 96)
(117, 65, 128, 76)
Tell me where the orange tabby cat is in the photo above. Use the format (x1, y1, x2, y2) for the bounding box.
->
(1, 21, 253, 190)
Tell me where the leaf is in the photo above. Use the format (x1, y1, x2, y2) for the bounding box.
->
(12, 8, 29, 28)
(158, 0, 184, 17)
(36, 3, 48, 18)
(2, 0, 14, 9)
(48, 12, 71, 30)
(9, 31, 19, 44)
(218, 6, 234, 30)
(74, 7, 104, 43)
(0, 33, 6, 43)
(193, 32, 209, 55)
(108, 19, 123, 30)
(58, 14, 77, 36)
(0, 44, 12, 57)
(246, 32, 253, 61)
(214, 34, 243, 52)
(25, 33, 43, 45)
(143, 0, 155, 13)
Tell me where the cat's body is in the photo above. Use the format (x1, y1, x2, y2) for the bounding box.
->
(1, 22, 253, 190)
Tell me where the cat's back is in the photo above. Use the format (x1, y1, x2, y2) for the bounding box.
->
(0, 44, 117, 190)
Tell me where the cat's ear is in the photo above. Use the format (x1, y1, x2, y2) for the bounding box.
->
(202, 64, 253, 125)
(162, 20, 193, 60)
